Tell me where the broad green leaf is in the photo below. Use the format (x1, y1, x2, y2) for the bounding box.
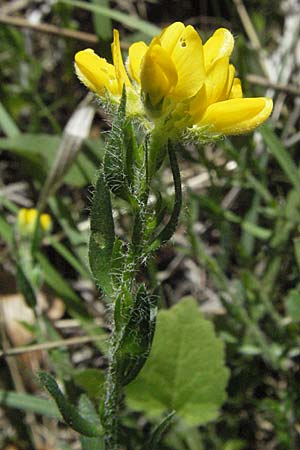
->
(126, 297, 229, 426)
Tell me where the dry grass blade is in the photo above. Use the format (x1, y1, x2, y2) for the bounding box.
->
(37, 93, 95, 211)
(0, 334, 105, 358)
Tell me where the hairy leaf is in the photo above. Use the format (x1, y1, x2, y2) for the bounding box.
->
(89, 170, 115, 297)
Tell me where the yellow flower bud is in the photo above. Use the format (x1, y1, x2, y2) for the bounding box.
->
(17, 208, 52, 235)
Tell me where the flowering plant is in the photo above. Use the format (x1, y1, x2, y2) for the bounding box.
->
(40, 22, 272, 450)
(75, 22, 272, 138)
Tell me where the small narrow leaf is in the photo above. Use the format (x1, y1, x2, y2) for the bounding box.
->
(61, 0, 160, 37)
(261, 125, 300, 192)
(126, 298, 229, 426)
(89, 171, 115, 297)
(39, 372, 102, 437)
(0, 389, 60, 418)
(79, 395, 104, 450)
(116, 285, 157, 385)
(149, 141, 182, 251)
(16, 264, 37, 308)
(143, 410, 176, 450)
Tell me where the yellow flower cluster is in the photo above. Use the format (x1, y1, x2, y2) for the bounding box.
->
(75, 22, 272, 136)
(18, 208, 52, 234)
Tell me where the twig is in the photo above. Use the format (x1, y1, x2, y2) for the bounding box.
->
(232, 0, 271, 79)
(0, 14, 99, 44)
(232, 0, 261, 51)
(0, 335, 105, 358)
(246, 74, 300, 96)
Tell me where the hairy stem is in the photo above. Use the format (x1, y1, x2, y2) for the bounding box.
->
(103, 334, 121, 450)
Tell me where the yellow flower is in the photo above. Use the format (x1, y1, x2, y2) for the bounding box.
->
(75, 22, 273, 136)
(75, 30, 130, 98)
(18, 208, 52, 234)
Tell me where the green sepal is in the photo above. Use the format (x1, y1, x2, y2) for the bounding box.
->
(16, 263, 37, 308)
(124, 120, 142, 192)
(142, 410, 176, 450)
(103, 86, 132, 203)
(79, 394, 104, 450)
(39, 372, 103, 437)
(89, 170, 115, 297)
(116, 284, 157, 386)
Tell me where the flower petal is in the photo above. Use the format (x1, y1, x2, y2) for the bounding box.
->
(127, 41, 148, 84)
(205, 56, 230, 105)
(75, 49, 119, 95)
(224, 64, 235, 99)
(198, 97, 273, 135)
(229, 78, 243, 98)
(189, 84, 208, 123)
(111, 29, 131, 88)
(159, 22, 185, 54)
(141, 43, 178, 106)
(170, 25, 205, 99)
(203, 28, 234, 71)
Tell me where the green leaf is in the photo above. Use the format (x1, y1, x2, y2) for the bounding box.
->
(36, 251, 89, 318)
(0, 389, 60, 418)
(116, 284, 157, 386)
(0, 100, 20, 137)
(0, 214, 13, 245)
(91, 0, 112, 40)
(285, 289, 300, 322)
(49, 237, 91, 279)
(16, 263, 37, 308)
(61, 0, 160, 37)
(79, 394, 104, 450)
(260, 125, 300, 192)
(89, 171, 115, 297)
(149, 141, 182, 251)
(74, 369, 105, 399)
(39, 372, 102, 437)
(142, 410, 176, 450)
(126, 297, 229, 426)
(0, 133, 98, 187)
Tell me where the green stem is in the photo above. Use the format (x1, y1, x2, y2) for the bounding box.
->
(103, 334, 121, 450)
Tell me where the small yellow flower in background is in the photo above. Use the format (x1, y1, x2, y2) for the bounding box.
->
(75, 22, 273, 137)
(18, 208, 52, 235)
